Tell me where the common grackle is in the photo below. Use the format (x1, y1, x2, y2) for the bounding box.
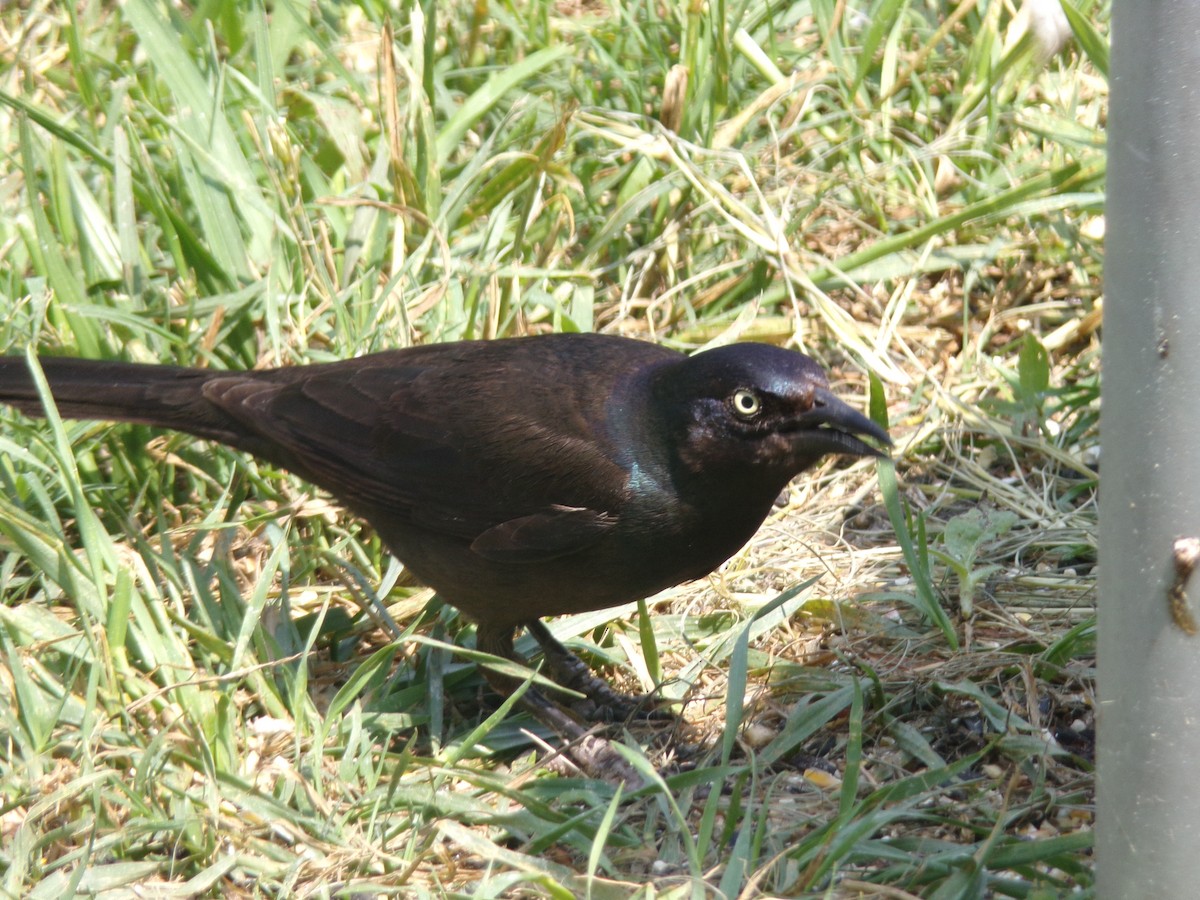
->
(0, 333, 889, 780)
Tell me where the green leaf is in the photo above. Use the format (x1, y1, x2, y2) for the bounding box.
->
(1019, 332, 1051, 399)
(436, 46, 571, 165)
(942, 509, 1020, 570)
(1059, 0, 1110, 77)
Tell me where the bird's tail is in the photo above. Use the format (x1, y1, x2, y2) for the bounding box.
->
(0, 356, 250, 448)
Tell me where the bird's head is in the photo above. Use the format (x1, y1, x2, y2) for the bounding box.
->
(652, 342, 891, 484)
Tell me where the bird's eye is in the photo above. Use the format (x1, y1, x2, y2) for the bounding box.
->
(730, 388, 761, 418)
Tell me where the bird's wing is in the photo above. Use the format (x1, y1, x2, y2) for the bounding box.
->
(199, 348, 639, 558)
(469, 506, 617, 562)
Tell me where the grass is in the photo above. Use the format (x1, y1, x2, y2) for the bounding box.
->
(0, 1, 1103, 896)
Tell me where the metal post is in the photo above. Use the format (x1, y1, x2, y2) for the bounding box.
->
(1100, 3, 1200, 894)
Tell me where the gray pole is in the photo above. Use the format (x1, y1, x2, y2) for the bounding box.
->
(1100, 4, 1200, 894)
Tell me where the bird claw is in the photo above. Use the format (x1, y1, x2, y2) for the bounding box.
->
(563, 686, 673, 723)
(540, 733, 647, 789)
(525, 619, 674, 723)
(516, 685, 647, 788)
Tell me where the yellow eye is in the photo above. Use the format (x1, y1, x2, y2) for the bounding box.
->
(730, 389, 761, 418)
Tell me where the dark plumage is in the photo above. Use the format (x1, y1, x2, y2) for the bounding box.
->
(0, 333, 890, 779)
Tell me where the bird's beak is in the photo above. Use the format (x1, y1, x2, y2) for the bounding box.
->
(794, 387, 892, 459)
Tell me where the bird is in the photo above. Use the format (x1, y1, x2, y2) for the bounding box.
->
(0, 333, 890, 780)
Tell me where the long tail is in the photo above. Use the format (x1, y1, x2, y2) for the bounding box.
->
(0, 356, 259, 450)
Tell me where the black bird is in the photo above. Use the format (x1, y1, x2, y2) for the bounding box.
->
(0, 334, 889, 779)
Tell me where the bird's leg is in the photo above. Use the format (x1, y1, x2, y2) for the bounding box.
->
(474, 623, 644, 786)
(524, 620, 670, 722)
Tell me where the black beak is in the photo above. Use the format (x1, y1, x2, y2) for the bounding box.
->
(796, 388, 892, 458)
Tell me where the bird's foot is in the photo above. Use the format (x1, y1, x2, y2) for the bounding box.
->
(562, 674, 670, 724)
(525, 619, 672, 723)
(476, 622, 652, 786)
(519, 686, 646, 788)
